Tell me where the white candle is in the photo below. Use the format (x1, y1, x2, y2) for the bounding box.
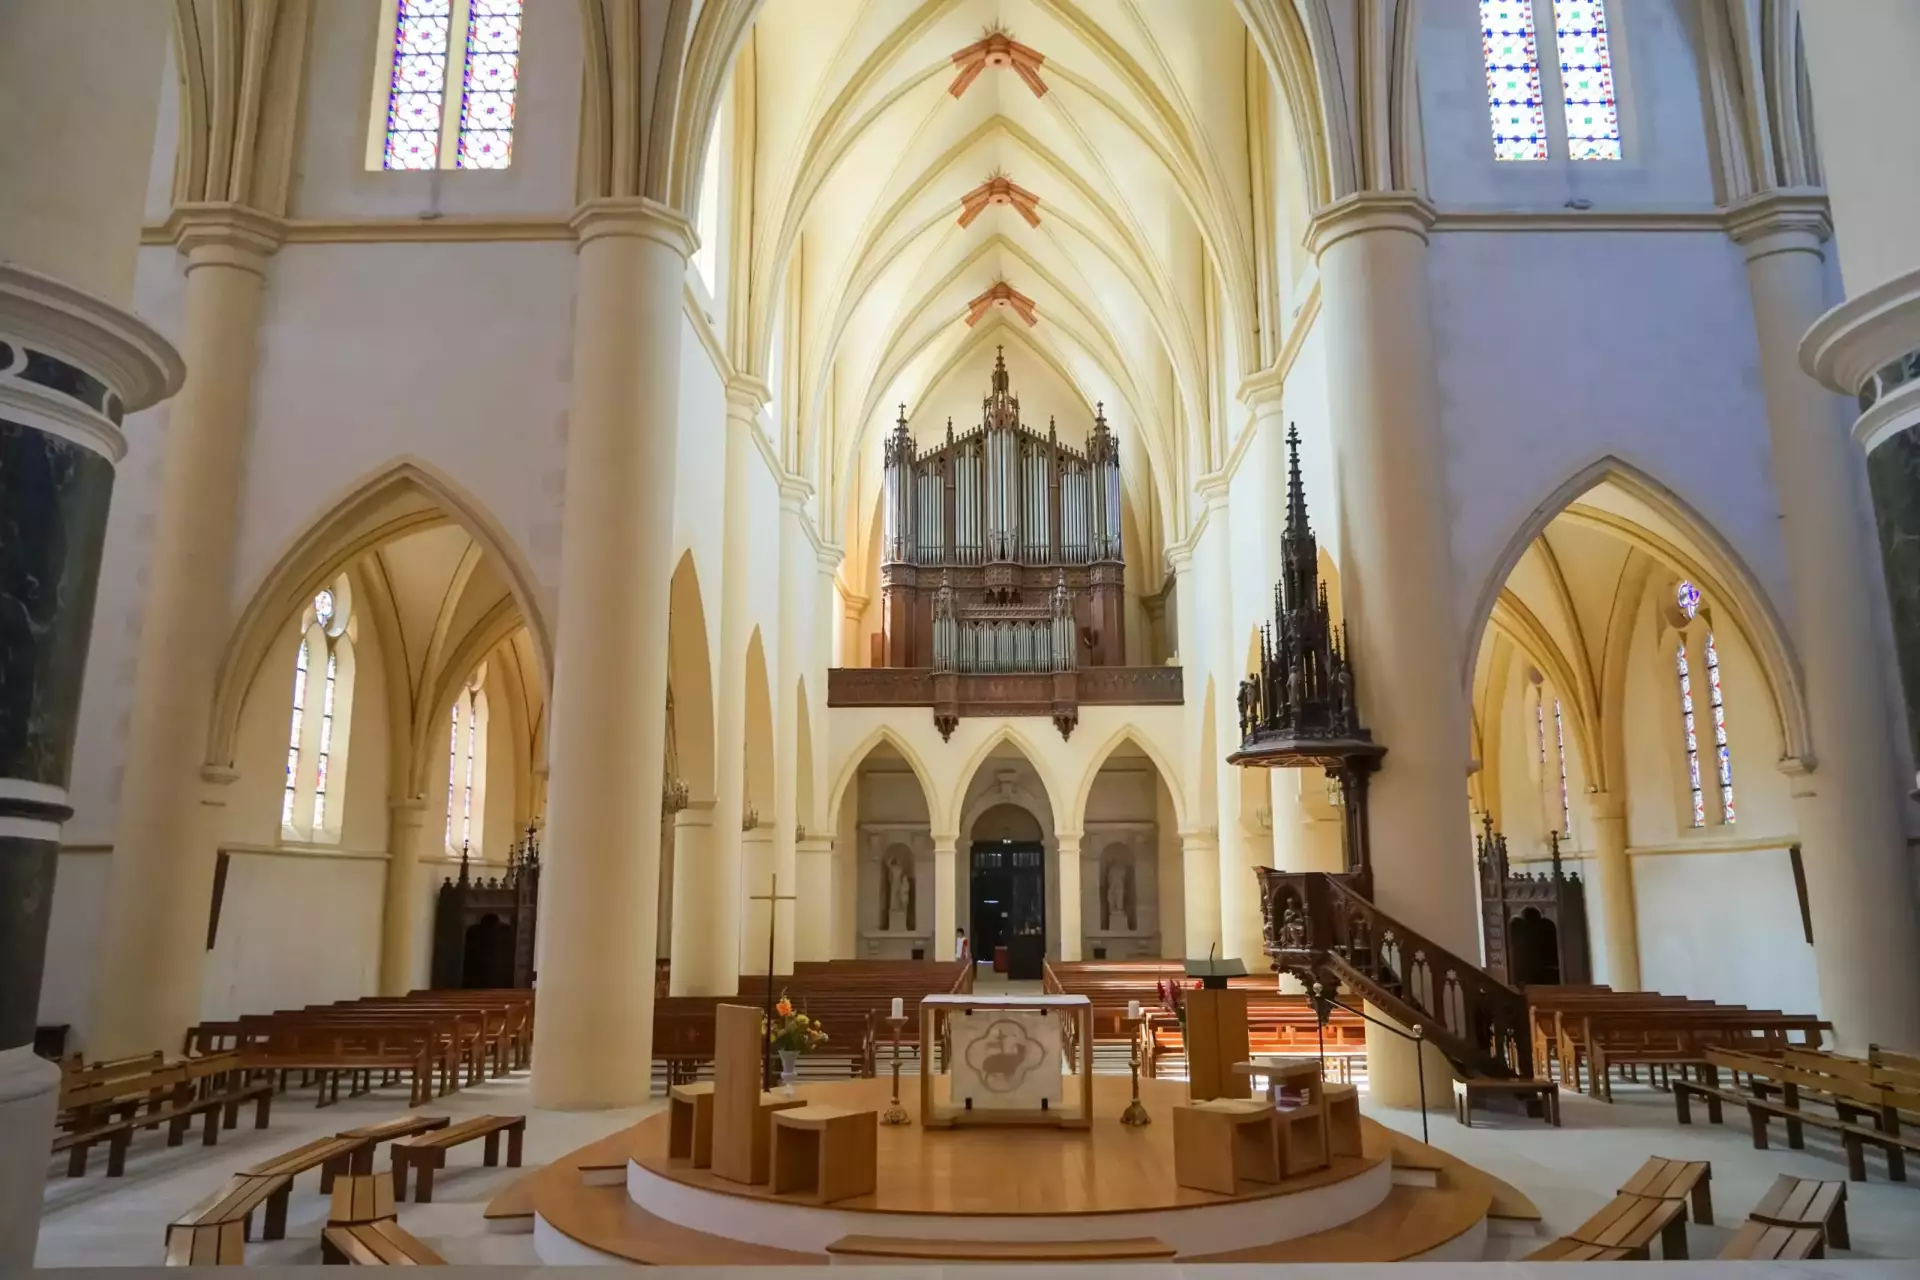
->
(1127, 999, 1141, 1020)
(891, 997, 904, 1020)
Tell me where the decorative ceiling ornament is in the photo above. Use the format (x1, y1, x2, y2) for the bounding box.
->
(965, 281, 1037, 327)
(949, 29, 1048, 99)
(959, 174, 1041, 229)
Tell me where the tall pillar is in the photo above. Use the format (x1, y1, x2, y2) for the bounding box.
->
(1179, 830, 1222, 958)
(678, 378, 765, 996)
(1797, 7, 1920, 809)
(1204, 497, 1266, 965)
(1733, 194, 1920, 1050)
(932, 834, 958, 958)
(794, 836, 834, 962)
(1310, 193, 1476, 1107)
(90, 210, 280, 1058)
(1583, 790, 1639, 990)
(530, 200, 692, 1108)
(739, 825, 778, 977)
(1056, 831, 1084, 961)
(667, 800, 717, 993)
(769, 479, 812, 975)
(379, 799, 433, 995)
(0, 5, 179, 1262)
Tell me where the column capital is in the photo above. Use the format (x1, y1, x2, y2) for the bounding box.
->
(198, 764, 241, 789)
(777, 473, 813, 511)
(169, 203, 284, 275)
(932, 834, 959, 854)
(1177, 827, 1219, 849)
(1305, 191, 1436, 259)
(569, 197, 698, 260)
(1725, 189, 1831, 262)
(1055, 829, 1084, 849)
(1164, 542, 1195, 574)
(840, 587, 869, 619)
(1583, 789, 1627, 822)
(389, 795, 431, 818)
(814, 540, 845, 575)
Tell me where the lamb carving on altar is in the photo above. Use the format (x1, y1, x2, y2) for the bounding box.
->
(918, 993, 1094, 1127)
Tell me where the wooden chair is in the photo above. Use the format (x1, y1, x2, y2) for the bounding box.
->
(164, 1173, 293, 1264)
(320, 1220, 446, 1265)
(1617, 1155, 1713, 1225)
(390, 1114, 525, 1203)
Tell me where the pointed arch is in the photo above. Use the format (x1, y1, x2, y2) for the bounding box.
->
(946, 723, 1068, 838)
(826, 723, 940, 835)
(1462, 456, 1813, 769)
(207, 457, 552, 771)
(668, 550, 717, 799)
(1068, 723, 1188, 834)
(742, 627, 776, 814)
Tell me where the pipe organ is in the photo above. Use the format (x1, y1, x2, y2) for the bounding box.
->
(880, 350, 1126, 670)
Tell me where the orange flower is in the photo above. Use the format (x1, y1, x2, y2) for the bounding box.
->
(776, 998, 793, 1017)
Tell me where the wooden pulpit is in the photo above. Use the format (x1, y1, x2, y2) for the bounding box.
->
(1184, 988, 1251, 1102)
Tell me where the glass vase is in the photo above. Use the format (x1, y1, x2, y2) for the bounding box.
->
(779, 1048, 799, 1095)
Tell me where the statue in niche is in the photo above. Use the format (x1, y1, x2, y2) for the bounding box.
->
(1100, 857, 1134, 932)
(882, 851, 917, 931)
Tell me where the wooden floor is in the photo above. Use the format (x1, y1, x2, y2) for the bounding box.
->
(629, 1076, 1382, 1215)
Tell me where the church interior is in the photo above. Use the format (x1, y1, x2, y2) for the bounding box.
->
(4, 0, 1920, 1272)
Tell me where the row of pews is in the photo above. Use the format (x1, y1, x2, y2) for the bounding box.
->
(54, 1050, 276, 1178)
(185, 990, 534, 1109)
(1528, 985, 1830, 1100)
(654, 959, 974, 1081)
(1043, 960, 1367, 1078)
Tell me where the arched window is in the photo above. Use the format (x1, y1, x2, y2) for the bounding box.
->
(1531, 684, 1574, 840)
(1479, 0, 1622, 162)
(374, 0, 524, 171)
(1552, 698, 1573, 837)
(282, 584, 357, 843)
(1675, 581, 1735, 828)
(445, 673, 489, 855)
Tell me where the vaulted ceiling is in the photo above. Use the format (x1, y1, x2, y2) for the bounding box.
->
(730, 0, 1292, 570)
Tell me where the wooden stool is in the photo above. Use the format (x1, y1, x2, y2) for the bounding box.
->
(1323, 1083, 1363, 1158)
(668, 1082, 716, 1168)
(1172, 1099, 1280, 1194)
(770, 1105, 878, 1203)
(1272, 1104, 1329, 1176)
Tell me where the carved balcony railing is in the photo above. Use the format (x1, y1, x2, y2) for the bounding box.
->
(1256, 868, 1534, 1080)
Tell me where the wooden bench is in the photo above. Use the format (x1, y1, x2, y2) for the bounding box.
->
(338, 1115, 451, 1174)
(1617, 1155, 1712, 1225)
(1719, 1220, 1825, 1260)
(164, 1173, 293, 1264)
(1523, 1238, 1635, 1261)
(329, 1171, 398, 1226)
(320, 1221, 446, 1265)
(241, 1136, 369, 1235)
(57, 1064, 273, 1177)
(826, 1234, 1177, 1262)
(391, 1114, 526, 1203)
(1452, 1076, 1559, 1127)
(1551, 1192, 1690, 1260)
(1749, 1173, 1847, 1249)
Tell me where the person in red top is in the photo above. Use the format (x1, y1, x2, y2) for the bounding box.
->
(955, 927, 972, 963)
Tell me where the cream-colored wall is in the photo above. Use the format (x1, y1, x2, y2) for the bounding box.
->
(200, 851, 387, 1020)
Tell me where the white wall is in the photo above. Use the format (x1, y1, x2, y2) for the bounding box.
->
(200, 852, 387, 1021)
(1633, 846, 1820, 1014)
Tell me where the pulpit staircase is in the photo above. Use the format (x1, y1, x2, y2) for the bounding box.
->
(1255, 868, 1534, 1081)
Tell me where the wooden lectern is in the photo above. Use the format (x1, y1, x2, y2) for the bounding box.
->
(711, 1003, 803, 1185)
(1183, 957, 1250, 1102)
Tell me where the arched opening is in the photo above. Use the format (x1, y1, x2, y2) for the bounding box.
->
(1508, 908, 1562, 987)
(837, 735, 937, 961)
(740, 629, 779, 974)
(968, 803, 1048, 978)
(954, 732, 1063, 964)
(662, 552, 718, 964)
(1075, 731, 1184, 960)
(1468, 470, 1815, 1012)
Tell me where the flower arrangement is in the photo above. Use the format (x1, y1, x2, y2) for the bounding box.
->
(1157, 977, 1202, 1030)
(767, 994, 828, 1053)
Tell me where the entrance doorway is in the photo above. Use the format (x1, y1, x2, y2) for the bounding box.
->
(971, 841, 1046, 977)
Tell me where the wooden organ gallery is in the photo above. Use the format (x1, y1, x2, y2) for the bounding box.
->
(878, 350, 1127, 672)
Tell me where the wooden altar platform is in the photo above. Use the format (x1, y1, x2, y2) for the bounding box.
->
(522, 1077, 1509, 1263)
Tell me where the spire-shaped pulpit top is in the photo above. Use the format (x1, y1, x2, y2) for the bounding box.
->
(1228, 423, 1381, 768)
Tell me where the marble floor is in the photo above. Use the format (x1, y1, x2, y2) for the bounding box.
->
(32, 1068, 1920, 1267)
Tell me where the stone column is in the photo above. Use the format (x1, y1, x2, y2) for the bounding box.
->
(739, 824, 778, 977)
(794, 836, 835, 962)
(1583, 789, 1639, 990)
(1310, 193, 1475, 1107)
(1732, 194, 1920, 1051)
(1798, 7, 1920, 810)
(1204, 497, 1266, 966)
(530, 201, 692, 1109)
(769, 480, 811, 975)
(379, 799, 433, 995)
(0, 5, 179, 1261)
(667, 800, 717, 992)
(932, 834, 959, 959)
(89, 209, 280, 1059)
(1179, 829, 1221, 958)
(1056, 831, 1084, 961)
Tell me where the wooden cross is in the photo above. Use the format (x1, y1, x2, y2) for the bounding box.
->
(749, 873, 798, 1091)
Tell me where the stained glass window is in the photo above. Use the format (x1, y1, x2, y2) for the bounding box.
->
(1551, 0, 1622, 160)
(284, 641, 309, 827)
(457, 0, 522, 169)
(383, 0, 451, 170)
(446, 701, 462, 848)
(313, 652, 338, 829)
(1676, 579, 1702, 620)
(1480, 0, 1548, 161)
(1705, 632, 1735, 823)
(1553, 698, 1573, 837)
(459, 690, 478, 846)
(381, 0, 523, 171)
(1676, 640, 1705, 828)
(314, 589, 335, 629)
